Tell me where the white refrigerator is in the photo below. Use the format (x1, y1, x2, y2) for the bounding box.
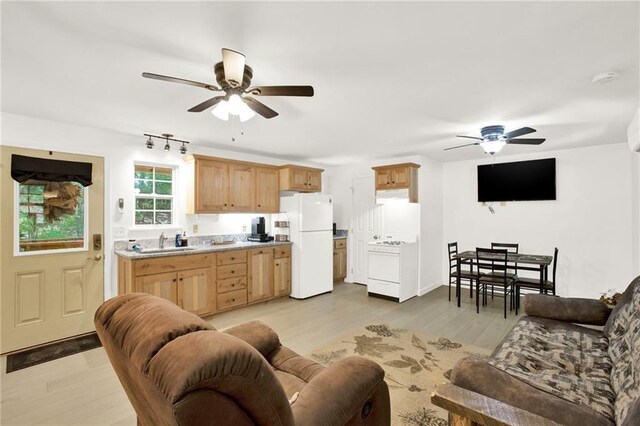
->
(280, 193, 334, 299)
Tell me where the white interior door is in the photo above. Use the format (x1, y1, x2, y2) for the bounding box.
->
(351, 177, 383, 284)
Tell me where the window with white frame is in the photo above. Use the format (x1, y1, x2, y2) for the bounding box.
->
(134, 164, 175, 225)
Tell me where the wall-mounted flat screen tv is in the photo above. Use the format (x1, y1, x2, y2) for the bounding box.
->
(477, 158, 556, 202)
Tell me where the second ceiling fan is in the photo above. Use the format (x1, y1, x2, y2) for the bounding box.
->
(143, 48, 314, 120)
(446, 125, 546, 155)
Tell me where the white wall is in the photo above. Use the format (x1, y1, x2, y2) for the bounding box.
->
(325, 155, 444, 294)
(632, 151, 640, 277)
(443, 143, 634, 298)
(1, 112, 323, 299)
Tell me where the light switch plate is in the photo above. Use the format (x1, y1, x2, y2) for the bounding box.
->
(192, 224, 199, 234)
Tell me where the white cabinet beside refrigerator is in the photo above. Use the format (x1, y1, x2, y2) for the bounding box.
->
(280, 193, 334, 299)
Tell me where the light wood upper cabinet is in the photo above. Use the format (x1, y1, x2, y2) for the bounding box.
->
(307, 169, 322, 192)
(186, 155, 277, 214)
(195, 159, 229, 211)
(372, 163, 420, 203)
(248, 248, 274, 303)
(279, 165, 324, 192)
(255, 167, 279, 212)
(177, 267, 215, 316)
(228, 163, 255, 211)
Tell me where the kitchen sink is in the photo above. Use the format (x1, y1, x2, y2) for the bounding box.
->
(139, 246, 196, 254)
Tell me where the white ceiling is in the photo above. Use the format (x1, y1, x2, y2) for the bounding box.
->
(2, 1, 638, 164)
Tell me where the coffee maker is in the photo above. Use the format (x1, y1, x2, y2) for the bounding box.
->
(247, 217, 272, 242)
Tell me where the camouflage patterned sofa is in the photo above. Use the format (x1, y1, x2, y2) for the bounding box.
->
(432, 275, 640, 426)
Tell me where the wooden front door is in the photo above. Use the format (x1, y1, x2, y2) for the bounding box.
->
(1, 146, 104, 354)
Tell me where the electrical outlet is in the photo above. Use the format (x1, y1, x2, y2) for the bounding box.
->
(500, 201, 506, 207)
(242, 224, 248, 232)
(113, 226, 126, 239)
(192, 224, 199, 234)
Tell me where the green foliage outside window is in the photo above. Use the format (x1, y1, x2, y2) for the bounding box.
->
(18, 182, 85, 251)
(134, 165, 174, 225)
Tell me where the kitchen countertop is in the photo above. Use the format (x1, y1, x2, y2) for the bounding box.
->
(333, 235, 347, 240)
(115, 241, 292, 260)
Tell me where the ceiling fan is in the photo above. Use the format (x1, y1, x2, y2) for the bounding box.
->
(445, 125, 546, 155)
(142, 48, 314, 121)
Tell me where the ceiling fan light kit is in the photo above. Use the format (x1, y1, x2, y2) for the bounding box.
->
(143, 133, 190, 154)
(142, 48, 314, 122)
(446, 125, 546, 155)
(211, 94, 256, 122)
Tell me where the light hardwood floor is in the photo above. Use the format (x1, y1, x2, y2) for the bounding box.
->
(0, 283, 519, 425)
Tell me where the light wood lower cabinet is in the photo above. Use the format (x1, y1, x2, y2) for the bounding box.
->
(248, 248, 274, 303)
(177, 268, 215, 316)
(274, 257, 291, 297)
(135, 272, 177, 303)
(118, 246, 291, 318)
(333, 239, 347, 281)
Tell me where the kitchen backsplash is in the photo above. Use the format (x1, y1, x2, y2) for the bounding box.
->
(114, 233, 251, 251)
(335, 229, 348, 237)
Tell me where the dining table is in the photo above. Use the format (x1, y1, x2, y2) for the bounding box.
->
(454, 250, 553, 307)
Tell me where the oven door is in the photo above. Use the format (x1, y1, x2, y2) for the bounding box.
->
(367, 250, 400, 282)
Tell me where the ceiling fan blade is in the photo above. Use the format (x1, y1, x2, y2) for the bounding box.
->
(188, 96, 226, 113)
(243, 97, 279, 119)
(506, 138, 546, 145)
(247, 86, 314, 97)
(222, 48, 246, 88)
(444, 143, 479, 151)
(505, 126, 536, 139)
(142, 72, 220, 91)
(455, 135, 484, 141)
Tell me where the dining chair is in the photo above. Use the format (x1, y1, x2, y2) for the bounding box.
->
(515, 247, 558, 314)
(476, 247, 516, 319)
(447, 242, 478, 301)
(490, 242, 519, 299)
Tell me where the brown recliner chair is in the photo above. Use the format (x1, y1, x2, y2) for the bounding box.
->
(95, 293, 390, 426)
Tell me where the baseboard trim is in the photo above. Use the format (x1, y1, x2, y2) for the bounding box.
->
(419, 282, 444, 296)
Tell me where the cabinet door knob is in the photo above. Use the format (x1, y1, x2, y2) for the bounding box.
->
(173, 278, 177, 282)
(231, 298, 236, 302)
(231, 283, 235, 287)
(231, 270, 235, 274)
(224, 203, 228, 206)
(179, 278, 183, 281)
(231, 257, 235, 260)
(258, 204, 261, 207)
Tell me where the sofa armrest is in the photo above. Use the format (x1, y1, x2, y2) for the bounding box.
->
(291, 356, 389, 425)
(524, 294, 611, 325)
(431, 383, 559, 426)
(222, 320, 281, 358)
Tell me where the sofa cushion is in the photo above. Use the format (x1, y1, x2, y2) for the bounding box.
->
(607, 280, 640, 425)
(488, 317, 615, 422)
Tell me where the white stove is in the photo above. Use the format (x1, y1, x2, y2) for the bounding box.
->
(367, 234, 418, 302)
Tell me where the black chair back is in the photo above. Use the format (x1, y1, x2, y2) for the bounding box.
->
(551, 247, 559, 288)
(491, 242, 519, 274)
(448, 242, 458, 271)
(476, 247, 509, 279)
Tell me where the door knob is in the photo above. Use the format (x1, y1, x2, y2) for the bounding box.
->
(88, 254, 102, 261)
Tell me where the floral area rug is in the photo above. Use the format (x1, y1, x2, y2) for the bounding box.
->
(308, 324, 491, 426)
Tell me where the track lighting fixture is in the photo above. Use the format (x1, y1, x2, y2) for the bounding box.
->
(143, 133, 189, 155)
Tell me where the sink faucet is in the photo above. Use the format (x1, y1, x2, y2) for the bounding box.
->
(159, 232, 167, 249)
